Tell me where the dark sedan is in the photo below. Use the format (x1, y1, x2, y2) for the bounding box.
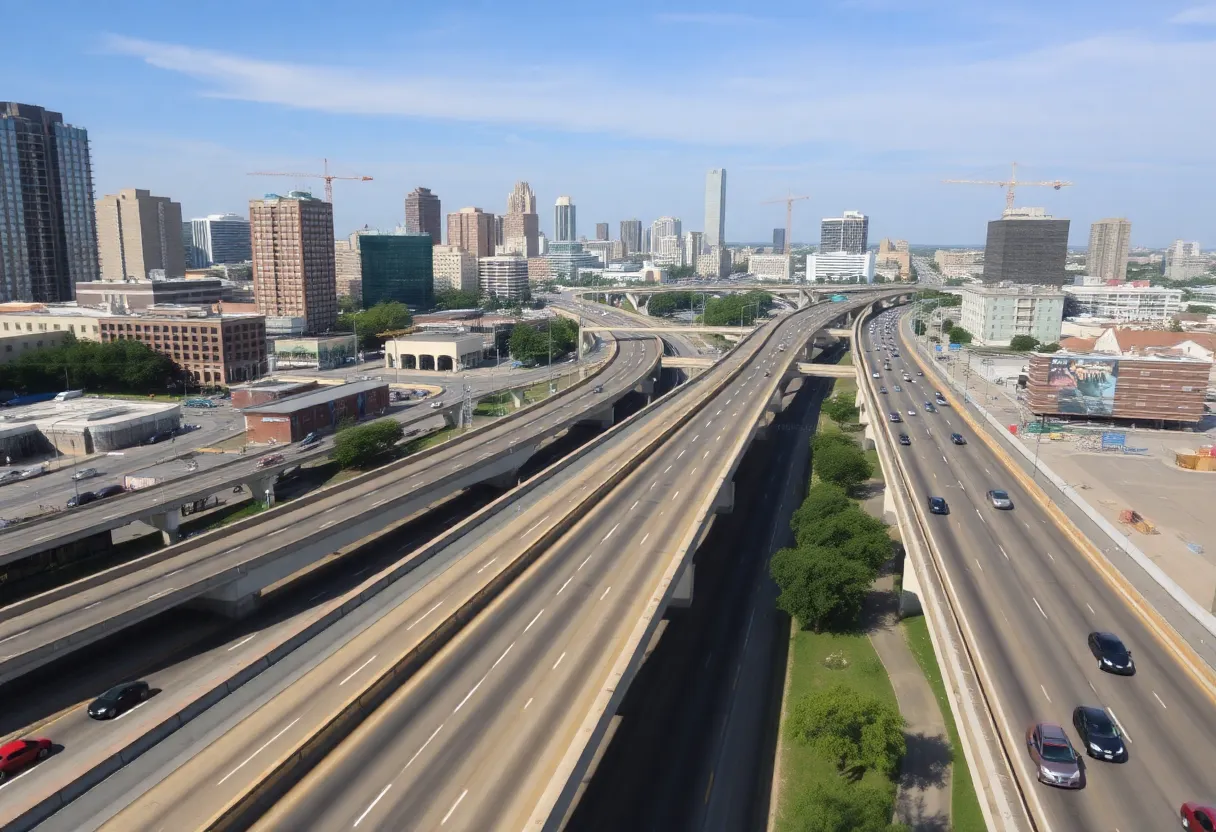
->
(88, 680, 151, 720)
(1087, 631, 1135, 675)
(928, 496, 949, 515)
(950, 433, 966, 445)
(898, 433, 911, 446)
(1072, 706, 1127, 762)
(67, 491, 97, 508)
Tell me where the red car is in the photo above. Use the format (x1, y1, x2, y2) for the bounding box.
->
(1181, 803, 1216, 830)
(0, 737, 52, 781)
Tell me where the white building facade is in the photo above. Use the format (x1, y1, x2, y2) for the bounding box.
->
(478, 255, 529, 300)
(433, 245, 479, 294)
(808, 251, 875, 283)
(959, 284, 1065, 347)
(748, 254, 792, 281)
(1063, 284, 1183, 323)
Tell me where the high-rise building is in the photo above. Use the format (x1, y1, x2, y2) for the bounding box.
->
(772, 227, 786, 253)
(95, 189, 186, 281)
(620, 219, 643, 255)
(478, 255, 529, 300)
(334, 228, 377, 303)
(250, 191, 338, 334)
(545, 241, 600, 279)
(493, 215, 504, 248)
(184, 213, 252, 268)
(1165, 240, 1206, 281)
(652, 216, 682, 244)
(1087, 218, 1131, 282)
(595, 222, 609, 241)
(585, 240, 614, 265)
(981, 208, 1070, 287)
(820, 210, 869, 254)
(432, 245, 479, 294)
(704, 168, 726, 249)
(359, 233, 434, 309)
(404, 187, 442, 244)
(0, 102, 98, 302)
(447, 207, 496, 258)
(653, 235, 684, 267)
(503, 181, 540, 257)
(554, 196, 576, 242)
(683, 231, 704, 266)
(808, 251, 876, 283)
(642, 227, 651, 254)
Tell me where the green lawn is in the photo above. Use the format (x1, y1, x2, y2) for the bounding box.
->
(775, 627, 901, 832)
(902, 616, 987, 832)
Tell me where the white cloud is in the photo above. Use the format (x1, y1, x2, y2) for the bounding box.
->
(1170, 3, 1216, 23)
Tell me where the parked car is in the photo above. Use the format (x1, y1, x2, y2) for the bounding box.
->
(72, 467, 100, 481)
(1026, 722, 1083, 789)
(256, 454, 285, 469)
(87, 680, 151, 720)
(950, 433, 967, 445)
(928, 496, 949, 515)
(67, 491, 98, 508)
(0, 738, 53, 782)
(95, 485, 126, 500)
(1087, 631, 1135, 675)
(1071, 706, 1127, 762)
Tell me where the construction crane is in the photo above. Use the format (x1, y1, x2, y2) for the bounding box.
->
(761, 193, 810, 255)
(247, 158, 372, 204)
(943, 162, 1072, 212)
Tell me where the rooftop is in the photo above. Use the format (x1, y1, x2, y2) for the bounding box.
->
(390, 332, 484, 344)
(240, 380, 387, 414)
(0, 397, 180, 430)
(231, 379, 315, 393)
(0, 302, 114, 318)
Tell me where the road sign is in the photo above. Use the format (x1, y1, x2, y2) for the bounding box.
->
(934, 344, 943, 352)
(948, 343, 962, 352)
(1101, 432, 1126, 450)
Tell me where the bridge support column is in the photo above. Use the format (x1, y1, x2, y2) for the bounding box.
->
(147, 509, 182, 546)
(899, 551, 923, 617)
(633, 377, 655, 396)
(578, 406, 614, 429)
(244, 475, 277, 508)
(882, 486, 897, 525)
(862, 422, 876, 450)
(510, 389, 525, 409)
(712, 480, 735, 514)
(670, 563, 694, 608)
(625, 292, 646, 315)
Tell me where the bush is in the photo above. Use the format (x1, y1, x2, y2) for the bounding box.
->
(798, 508, 892, 571)
(946, 326, 973, 345)
(1039, 342, 1061, 353)
(773, 546, 874, 632)
(331, 419, 405, 469)
(822, 395, 859, 424)
(787, 684, 906, 778)
(785, 778, 909, 832)
(813, 440, 873, 491)
(1009, 335, 1039, 352)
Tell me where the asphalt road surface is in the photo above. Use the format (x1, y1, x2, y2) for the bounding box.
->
(865, 311, 1216, 831)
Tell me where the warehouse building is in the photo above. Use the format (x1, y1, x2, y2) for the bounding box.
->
(230, 379, 319, 409)
(239, 379, 390, 444)
(1026, 351, 1208, 424)
(385, 333, 483, 372)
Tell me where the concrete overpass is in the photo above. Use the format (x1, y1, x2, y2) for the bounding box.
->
(578, 282, 897, 314)
(796, 362, 856, 378)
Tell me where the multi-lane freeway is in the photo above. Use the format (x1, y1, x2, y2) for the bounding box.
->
(864, 310, 1216, 830)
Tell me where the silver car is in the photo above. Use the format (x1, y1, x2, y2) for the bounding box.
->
(987, 489, 1014, 510)
(1026, 723, 1083, 789)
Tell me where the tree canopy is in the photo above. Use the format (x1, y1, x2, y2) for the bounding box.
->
(1009, 335, 1040, 352)
(812, 433, 873, 492)
(433, 289, 482, 310)
(785, 777, 910, 832)
(821, 394, 859, 424)
(646, 291, 697, 318)
(773, 546, 874, 633)
(337, 302, 413, 350)
(787, 684, 906, 778)
(703, 290, 774, 326)
(331, 418, 405, 469)
(0, 333, 178, 395)
(509, 317, 578, 365)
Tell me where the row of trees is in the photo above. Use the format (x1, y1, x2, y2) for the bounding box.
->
(646, 291, 700, 318)
(703, 290, 774, 326)
(508, 317, 578, 365)
(0, 333, 177, 395)
(336, 302, 414, 350)
(1008, 335, 1061, 353)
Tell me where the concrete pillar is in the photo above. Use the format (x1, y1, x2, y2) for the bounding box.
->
(625, 292, 645, 315)
(442, 408, 461, 429)
(147, 509, 182, 546)
(634, 377, 655, 395)
(712, 480, 735, 514)
(882, 486, 897, 525)
(670, 563, 694, 608)
(510, 390, 525, 409)
(244, 475, 276, 508)
(862, 422, 876, 450)
(577, 406, 614, 429)
(899, 553, 923, 617)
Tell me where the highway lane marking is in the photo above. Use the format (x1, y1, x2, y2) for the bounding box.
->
(1032, 597, 1049, 620)
(146, 588, 175, 602)
(34, 534, 54, 542)
(650, 481, 657, 490)
(525, 609, 545, 632)
(602, 523, 620, 543)
(1040, 685, 1052, 703)
(557, 577, 573, 595)
(440, 789, 469, 826)
(985, 468, 991, 475)
(406, 599, 445, 630)
(1105, 708, 1132, 743)
(476, 557, 498, 574)
(672, 490, 680, 501)
(321, 520, 337, 529)
(84, 601, 101, 610)
(1152, 691, 1167, 709)
(324, 506, 338, 513)
(308, 591, 326, 603)
(1047, 552, 1055, 562)
(553, 651, 567, 670)
(975, 559, 984, 573)
(104, 512, 124, 519)
(716, 409, 722, 416)
(1086, 603, 1095, 615)
(216, 717, 301, 785)
(524, 697, 533, 710)
(976, 509, 986, 524)
(114, 699, 151, 721)
(942, 455, 948, 463)
(691, 467, 697, 476)
(998, 545, 1009, 560)
(353, 783, 393, 828)
(492, 642, 515, 670)
(640, 532, 651, 546)
(523, 515, 552, 535)
(717, 434, 722, 442)
(454, 675, 487, 714)
(665, 465, 673, 474)
(340, 655, 378, 686)
(228, 634, 257, 651)
(692, 435, 700, 442)
(630, 501, 639, 512)
(600, 586, 612, 601)
(268, 527, 288, 535)
(677, 450, 686, 460)
(372, 498, 388, 508)
(704, 450, 710, 459)
(0, 630, 30, 645)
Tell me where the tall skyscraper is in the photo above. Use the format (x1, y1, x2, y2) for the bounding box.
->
(595, 222, 609, 241)
(360, 233, 434, 309)
(0, 102, 98, 302)
(250, 191, 338, 334)
(404, 187, 442, 244)
(642, 227, 651, 254)
(554, 196, 576, 242)
(772, 227, 786, 252)
(704, 168, 726, 250)
(503, 182, 540, 257)
(1087, 218, 1131, 282)
(620, 219, 643, 255)
(184, 213, 252, 268)
(981, 208, 1069, 287)
(820, 211, 869, 254)
(95, 189, 186, 281)
(447, 207, 496, 258)
(652, 216, 682, 243)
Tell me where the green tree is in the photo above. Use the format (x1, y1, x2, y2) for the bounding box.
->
(1009, 335, 1040, 351)
(796, 506, 891, 570)
(338, 294, 360, 314)
(791, 482, 853, 538)
(1039, 342, 1061, 353)
(774, 547, 873, 632)
(703, 291, 774, 326)
(433, 289, 482, 310)
(667, 264, 696, 280)
(330, 419, 405, 469)
(731, 260, 749, 274)
(947, 326, 973, 345)
(1170, 317, 1184, 332)
(337, 302, 414, 350)
(941, 318, 954, 332)
(787, 684, 906, 777)
(1189, 304, 1215, 314)
(509, 317, 578, 365)
(0, 337, 177, 395)
(786, 779, 910, 832)
(813, 440, 873, 492)
(912, 319, 926, 336)
(646, 291, 695, 318)
(821, 395, 859, 424)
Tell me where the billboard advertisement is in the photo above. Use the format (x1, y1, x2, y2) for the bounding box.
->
(1047, 356, 1118, 416)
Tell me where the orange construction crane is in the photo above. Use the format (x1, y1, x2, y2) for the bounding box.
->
(944, 162, 1071, 212)
(247, 158, 372, 204)
(761, 193, 810, 254)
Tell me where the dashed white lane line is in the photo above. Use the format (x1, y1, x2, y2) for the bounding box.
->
(716, 434, 722, 442)
(476, 557, 497, 574)
(406, 599, 445, 630)
(1086, 603, 1095, 615)
(630, 501, 639, 512)
(453, 675, 486, 714)
(640, 532, 650, 545)
(217, 717, 301, 785)
(440, 789, 469, 826)
(1040, 685, 1052, 703)
(975, 559, 984, 572)
(976, 509, 986, 525)
(671, 490, 680, 501)
(552, 652, 567, 670)
(84, 601, 101, 611)
(524, 515, 551, 536)
(0, 630, 30, 645)
(525, 609, 544, 632)
(600, 586, 612, 601)
(602, 523, 620, 543)
(692, 435, 700, 442)
(557, 577, 573, 595)
(269, 527, 288, 535)
(704, 450, 710, 459)
(146, 588, 174, 602)
(665, 465, 673, 474)
(340, 655, 378, 686)
(1152, 691, 1167, 709)
(677, 449, 686, 460)
(650, 481, 657, 490)
(320, 520, 337, 529)
(354, 784, 393, 828)
(524, 698, 533, 710)
(114, 699, 151, 721)
(228, 634, 257, 651)
(999, 545, 1009, 560)
(1032, 597, 1049, 620)
(1106, 708, 1132, 742)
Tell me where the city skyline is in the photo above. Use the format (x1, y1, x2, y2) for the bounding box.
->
(3, 2, 1215, 248)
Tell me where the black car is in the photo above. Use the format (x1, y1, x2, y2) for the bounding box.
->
(88, 680, 151, 720)
(1072, 706, 1127, 762)
(928, 496, 949, 515)
(898, 433, 911, 446)
(924, 402, 937, 413)
(67, 491, 97, 508)
(950, 433, 967, 445)
(1087, 631, 1135, 675)
(879, 386, 888, 394)
(143, 431, 172, 445)
(95, 484, 125, 500)
(889, 411, 902, 423)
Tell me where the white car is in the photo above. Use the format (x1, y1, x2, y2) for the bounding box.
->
(872, 371, 880, 378)
(430, 401, 443, 409)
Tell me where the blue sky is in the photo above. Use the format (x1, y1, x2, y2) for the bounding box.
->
(6, 0, 1215, 247)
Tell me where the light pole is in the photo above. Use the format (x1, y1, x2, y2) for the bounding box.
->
(1031, 414, 1047, 481)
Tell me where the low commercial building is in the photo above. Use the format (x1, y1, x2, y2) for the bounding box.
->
(99, 306, 267, 386)
(544, 241, 600, 280)
(1026, 352, 1208, 424)
(0, 330, 71, 363)
(748, 254, 792, 281)
(479, 255, 529, 300)
(1063, 284, 1183, 323)
(1090, 329, 1216, 387)
(75, 279, 223, 312)
(808, 251, 876, 283)
(240, 380, 390, 444)
(0, 303, 107, 341)
(958, 284, 1065, 347)
(269, 334, 357, 370)
(230, 379, 319, 409)
(0, 397, 181, 457)
(386, 332, 483, 372)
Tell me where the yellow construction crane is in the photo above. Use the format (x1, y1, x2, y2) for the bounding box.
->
(761, 193, 810, 254)
(247, 158, 372, 204)
(944, 162, 1072, 212)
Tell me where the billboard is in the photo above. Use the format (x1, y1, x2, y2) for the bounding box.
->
(1047, 356, 1118, 416)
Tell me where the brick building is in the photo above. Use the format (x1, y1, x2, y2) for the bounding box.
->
(240, 379, 389, 444)
(98, 306, 267, 386)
